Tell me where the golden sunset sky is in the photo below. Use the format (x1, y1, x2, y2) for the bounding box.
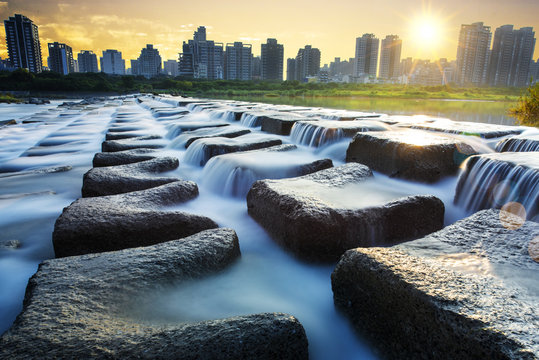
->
(1, 0, 538, 68)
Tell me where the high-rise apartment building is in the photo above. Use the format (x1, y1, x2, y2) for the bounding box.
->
(487, 25, 535, 87)
(163, 59, 179, 76)
(354, 34, 379, 79)
(4, 14, 43, 73)
(101, 50, 125, 75)
(294, 45, 320, 81)
(77, 50, 98, 73)
(379, 35, 402, 79)
(456, 22, 492, 85)
(48, 42, 74, 75)
(251, 56, 261, 80)
(179, 26, 224, 79)
(261, 38, 284, 81)
(224, 42, 252, 80)
(529, 59, 539, 85)
(287, 58, 296, 81)
(132, 44, 162, 78)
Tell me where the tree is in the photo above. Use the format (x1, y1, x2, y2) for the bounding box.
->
(509, 83, 539, 127)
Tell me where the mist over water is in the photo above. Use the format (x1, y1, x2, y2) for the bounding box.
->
(0, 96, 532, 359)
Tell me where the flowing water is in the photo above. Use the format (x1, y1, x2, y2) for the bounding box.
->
(0, 96, 535, 359)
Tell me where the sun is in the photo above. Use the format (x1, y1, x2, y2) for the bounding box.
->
(414, 17, 439, 44)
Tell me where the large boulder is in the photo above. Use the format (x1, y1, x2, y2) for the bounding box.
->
(53, 182, 213, 257)
(332, 209, 539, 359)
(166, 121, 229, 138)
(102, 136, 167, 152)
(92, 148, 157, 167)
(82, 157, 180, 197)
(408, 120, 523, 139)
(247, 163, 444, 261)
(184, 134, 282, 166)
(496, 134, 539, 152)
(346, 130, 477, 183)
(105, 132, 160, 141)
(1, 229, 307, 359)
(260, 114, 315, 135)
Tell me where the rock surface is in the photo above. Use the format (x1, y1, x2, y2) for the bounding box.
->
(173, 126, 251, 148)
(260, 114, 315, 135)
(247, 163, 444, 261)
(332, 209, 539, 359)
(82, 157, 180, 197)
(346, 130, 477, 183)
(102, 136, 167, 152)
(92, 148, 157, 167)
(1, 229, 307, 359)
(53, 182, 212, 257)
(409, 120, 523, 139)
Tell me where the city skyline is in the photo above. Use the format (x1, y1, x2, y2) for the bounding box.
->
(1, 0, 538, 67)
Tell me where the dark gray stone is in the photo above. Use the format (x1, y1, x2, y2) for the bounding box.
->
(0, 240, 21, 250)
(82, 157, 180, 197)
(174, 126, 251, 148)
(166, 122, 229, 138)
(53, 182, 211, 257)
(92, 149, 157, 167)
(247, 163, 444, 261)
(496, 134, 539, 152)
(105, 132, 160, 141)
(332, 209, 539, 360)
(1, 229, 306, 359)
(0, 119, 16, 126)
(346, 130, 477, 183)
(185, 135, 282, 166)
(102, 136, 167, 152)
(260, 114, 315, 135)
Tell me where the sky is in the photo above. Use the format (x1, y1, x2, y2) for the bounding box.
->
(1, 0, 538, 68)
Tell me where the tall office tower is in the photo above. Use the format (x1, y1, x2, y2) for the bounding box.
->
(287, 58, 296, 81)
(101, 50, 125, 75)
(48, 42, 74, 75)
(251, 56, 261, 80)
(354, 34, 379, 78)
(488, 25, 536, 87)
(224, 42, 252, 80)
(77, 50, 98, 73)
(179, 26, 224, 79)
(529, 59, 539, 85)
(294, 45, 321, 81)
(379, 35, 402, 79)
(456, 22, 492, 85)
(133, 44, 162, 78)
(163, 59, 179, 76)
(4, 14, 43, 73)
(261, 38, 284, 81)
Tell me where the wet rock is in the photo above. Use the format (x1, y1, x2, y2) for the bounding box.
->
(260, 114, 315, 135)
(92, 149, 157, 167)
(346, 130, 477, 183)
(53, 182, 211, 257)
(105, 132, 161, 141)
(102, 136, 167, 152)
(0, 165, 72, 177)
(173, 126, 251, 148)
(0, 240, 21, 250)
(247, 163, 444, 261)
(166, 121, 229, 138)
(530, 238, 539, 262)
(185, 134, 282, 166)
(2, 229, 308, 359)
(332, 209, 539, 359)
(177, 98, 209, 107)
(496, 134, 539, 152)
(408, 120, 523, 139)
(82, 157, 180, 197)
(455, 152, 539, 220)
(0, 119, 16, 126)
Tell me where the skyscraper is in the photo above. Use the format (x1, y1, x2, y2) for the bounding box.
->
(77, 50, 98, 73)
(101, 50, 125, 75)
(261, 38, 284, 81)
(251, 56, 261, 80)
(294, 45, 320, 81)
(133, 44, 162, 78)
(456, 22, 492, 85)
(163, 59, 179, 76)
(354, 34, 379, 79)
(48, 42, 74, 75)
(179, 26, 224, 80)
(488, 25, 535, 87)
(4, 14, 43, 73)
(287, 58, 296, 81)
(225, 42, 252, 80)
(379, 35, 402, 79)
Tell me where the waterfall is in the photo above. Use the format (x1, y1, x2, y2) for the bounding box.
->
(496, 136, 539, 152)
(240, 113, 265, 127)
(290, 122, 345, 147)
(455, 153, 539, 220)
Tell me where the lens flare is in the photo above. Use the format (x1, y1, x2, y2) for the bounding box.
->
(499, 202, 526, 230)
